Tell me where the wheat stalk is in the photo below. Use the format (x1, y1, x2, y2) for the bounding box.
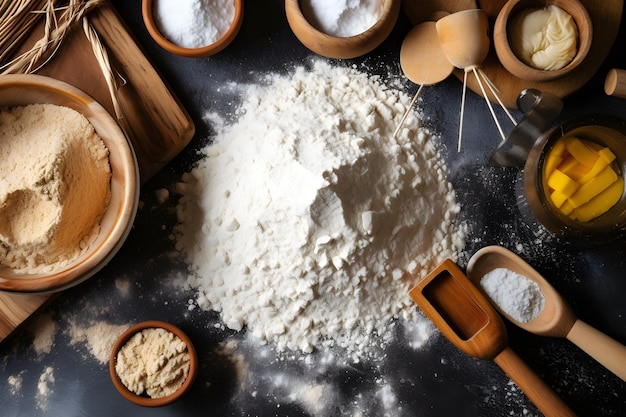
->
(0, 0, 105, 74)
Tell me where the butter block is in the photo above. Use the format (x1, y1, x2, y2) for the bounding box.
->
(598, 147, 617, 164)
(579, 155, 611, 184)
(544, 153, 563, 178)
(572, 177, 624, 222)
(547, 169, 580, 197)
(568, 166, 618, 208)
(550, 190, 569, 208)
(565, 137, 599, 167)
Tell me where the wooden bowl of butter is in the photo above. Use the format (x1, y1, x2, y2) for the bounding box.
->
(0, 74, 139, 293)
(494, 0, 592, 82)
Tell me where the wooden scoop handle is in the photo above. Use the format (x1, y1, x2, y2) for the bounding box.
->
(494, 347, 577, 417)
(566, 319, 626, 381)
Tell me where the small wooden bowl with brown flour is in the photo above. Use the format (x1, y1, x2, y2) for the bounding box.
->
(110, 320, 198, 407)
(0, 74, 139, 293)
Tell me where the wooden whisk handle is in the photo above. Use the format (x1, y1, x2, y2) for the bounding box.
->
(493, 347, 577, 417)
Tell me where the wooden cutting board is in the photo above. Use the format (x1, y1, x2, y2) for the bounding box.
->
(402, 0, 623, 108)
(0, 2, 195, 343)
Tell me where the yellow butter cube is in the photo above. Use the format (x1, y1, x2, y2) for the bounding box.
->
(549, 139, 567, 158)
(572, 177, 624, 222)
(544, 154, 563, 178)
(579, 156, 610, 184)
(547, 169, 579, 197)
(560, 200, 575, 215)
(598, 147, 616, 164)
(550, 190, 568, 208)
(565, 137, 599, 167)
(560, 155, 590, 182)
(568, 166, 618, 208)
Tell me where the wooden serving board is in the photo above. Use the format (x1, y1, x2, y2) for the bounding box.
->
(402, 0, 623, 108)
(0, 2, 195, 343)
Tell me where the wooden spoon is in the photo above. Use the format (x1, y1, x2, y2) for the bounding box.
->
(399, 20, 454, 86)
(409, 259, 576, 417)
(393, 20, 454, 139)
(434, 8, 517, 151)
(467, 245, 626, 382)
(435, 8, 490, 71)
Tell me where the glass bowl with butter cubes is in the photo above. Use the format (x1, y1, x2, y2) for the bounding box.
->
(521, 115, 626, 242)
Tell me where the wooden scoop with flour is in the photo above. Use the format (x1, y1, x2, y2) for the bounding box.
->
(408, 259, 576, 417)
(466, 245, 626, 382)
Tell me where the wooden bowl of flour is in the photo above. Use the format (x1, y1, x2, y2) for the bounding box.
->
(0, 74, 139, 293)
(110, 320, 198, 407)
(285, 0, 400, 59)
(142, 0, 244, 57)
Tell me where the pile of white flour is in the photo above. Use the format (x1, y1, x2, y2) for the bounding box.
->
(175, 61, 466, 358)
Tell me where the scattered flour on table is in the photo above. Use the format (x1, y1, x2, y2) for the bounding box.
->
(7, 372, 24, 396)
(36, 366, 55, 410)
(27, 312, 56, 356)
(174, 60, 466, 359)
(68, 320, 129, 364)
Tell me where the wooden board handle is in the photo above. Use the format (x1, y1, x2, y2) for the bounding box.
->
(566, 319, 626, 381)
(493, 347, 577, 417)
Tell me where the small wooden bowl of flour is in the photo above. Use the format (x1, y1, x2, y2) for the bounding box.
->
(285, 0, 401, 59)
(0, 74, 139, 293)
(110, 320, 198, 407)
(142, 0, 244, 57)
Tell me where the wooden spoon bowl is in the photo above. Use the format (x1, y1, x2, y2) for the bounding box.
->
(466, 245, 576, 336)
(400, 21, 454, 86)
(435, 9, 490, 70)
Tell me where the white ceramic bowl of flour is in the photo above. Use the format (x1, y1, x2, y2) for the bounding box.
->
(0, 74, 139, 293)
